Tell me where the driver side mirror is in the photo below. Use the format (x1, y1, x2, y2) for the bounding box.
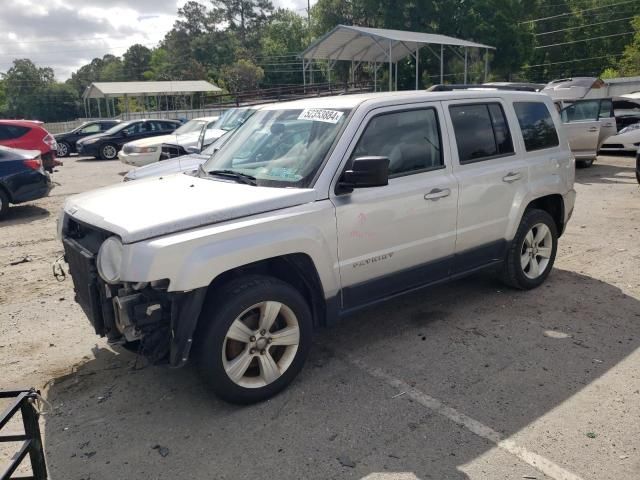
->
(337, 156, 389, 194)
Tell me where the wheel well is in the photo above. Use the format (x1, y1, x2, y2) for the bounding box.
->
(0, 183, 12, 203)
(206, 254, 327, 328)
(526, 194, 564, 236)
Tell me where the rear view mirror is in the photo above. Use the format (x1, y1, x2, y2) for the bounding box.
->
(337, 156, 389, 193)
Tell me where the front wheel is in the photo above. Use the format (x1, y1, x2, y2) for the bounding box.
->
(196, 275, 312, 404)
(0, 189, 9, 220)
(501, 209, 558, 290)
(100, 143, 118, 160)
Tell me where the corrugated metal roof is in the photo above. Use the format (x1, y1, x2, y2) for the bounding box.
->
(83, 81, 221, 99)
(302, 25, 494, 63)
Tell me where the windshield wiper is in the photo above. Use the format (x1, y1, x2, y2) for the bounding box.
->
(207, 169, 257, 186)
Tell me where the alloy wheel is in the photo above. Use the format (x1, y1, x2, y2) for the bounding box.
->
(520, 223, 553, 279)
(102, 145, 117, 159)
(222, 301, 300, 388)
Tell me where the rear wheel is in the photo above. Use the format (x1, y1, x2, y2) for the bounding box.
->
(56, 141, 70, 157)
(196, 275, 312, 404)
(501, 209, 558, 290)
(0, 189, 9, 219)
(100, 143, 118, 160)
(576, 158, 594, 168)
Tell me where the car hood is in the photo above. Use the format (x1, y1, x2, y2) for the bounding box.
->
(125, 153, 207, 180)
(64, 173, 316, 243)
(606, 129, 640, 143)
(77, 133, 104, 144)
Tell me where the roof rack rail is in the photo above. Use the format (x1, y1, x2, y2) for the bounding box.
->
(427, 84, 541, 92)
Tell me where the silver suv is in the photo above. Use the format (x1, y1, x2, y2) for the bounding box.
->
(59, 90, 576, 404)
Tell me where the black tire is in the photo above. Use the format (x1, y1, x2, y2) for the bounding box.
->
(195, 275, 312, 404)
(636, 170, 640, 184)
(56, 141, 71, 158)
(100, 143, 118, 160)
(0, 188, 9, 220)
(501, 208, 558, 290)
(576, 158, 594, 168)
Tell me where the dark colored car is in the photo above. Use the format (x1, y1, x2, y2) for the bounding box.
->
(0, 120, 60, 173)
(76, 119, 181, 160)
(0, 146, 52, 219)
(54, 120, 120, 157)
(635, 149, 640, 184)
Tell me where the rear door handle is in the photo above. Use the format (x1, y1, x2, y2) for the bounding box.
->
(424, 188, 451, 201)
(588, 127, 598, 132)
(502, 172, 522, 183)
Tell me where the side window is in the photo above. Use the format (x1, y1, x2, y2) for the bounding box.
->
(449, 103, 514, 163)
(100, 123, 115, 131)
(80, 124, 100, 134)
(123, 123, 141, 135)
(0, 125, 29, 140)
(513, 102, 560, 152)
(598, 99, 613, 119)
(560, 100, 599, 122)
(163, 122, 178, 131)
(350, 108, 443, 177)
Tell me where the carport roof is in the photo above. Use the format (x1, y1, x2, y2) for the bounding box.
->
(83, 81, 221, 99)
(301, 25, 495, 63)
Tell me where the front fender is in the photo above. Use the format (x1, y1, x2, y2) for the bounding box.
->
(120, 201, 340, 297)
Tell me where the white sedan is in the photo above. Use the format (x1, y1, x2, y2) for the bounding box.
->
(119, 116, 218, 167)
(600, 123, 640, 153)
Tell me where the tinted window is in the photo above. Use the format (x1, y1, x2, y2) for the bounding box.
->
(123, 122, 142, 135)
(514, 102, 560, 152)
(0, 125, 30, 140)
(160, 121, 177, 131)
(100, 122, 115, 131)
(449, 103, 514, 163)
(350, 108, 443, 177)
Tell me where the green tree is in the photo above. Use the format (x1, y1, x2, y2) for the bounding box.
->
(123, 44, 152, 80)
(617, 16, 640, 76)
(220, 59, 264, 93)
(211, 0, 275, 48)
(3, 59, 55, 118)
(260, 9, 309, 85)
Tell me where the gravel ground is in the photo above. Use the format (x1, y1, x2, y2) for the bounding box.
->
(0, 154, 639, 480)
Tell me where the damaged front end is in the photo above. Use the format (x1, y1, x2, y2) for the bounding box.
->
(61, 218, 206, 367)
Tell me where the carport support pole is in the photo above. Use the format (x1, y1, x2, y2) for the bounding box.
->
(97, 98, 101, 118)
(388, 40, 392, 92)
(484, 48, 489, 82)
(440, 44, 444, 84)
(464, 47, 468, 84)
(374, 62, 377, 92)
(415, 47, 419, 90)
(395, 62, 398, 91)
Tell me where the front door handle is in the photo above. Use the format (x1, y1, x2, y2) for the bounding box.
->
(502, 172, 522, 183)
(588, 127, 598, 132)
(424, 188, 451, 201)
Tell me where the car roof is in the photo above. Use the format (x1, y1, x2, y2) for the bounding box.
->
(260, 90, 550, 111)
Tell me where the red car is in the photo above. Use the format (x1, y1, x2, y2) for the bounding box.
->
(0, 120, 61, 172)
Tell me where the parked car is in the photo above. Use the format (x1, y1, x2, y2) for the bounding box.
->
(54, 120, 120, 157)
(76, 119, 181, 160)
(160, 107, 258, 160)
(0, 146, 52, 219)
(123, 134, 230, 181)
(559, 98, 617, 167)
(119, 116, 218, 167)
(599, 123, 640, 153)
(60, 90, 575, 404)
(0, 120, 60, 173)
(636, 147, 640, 184)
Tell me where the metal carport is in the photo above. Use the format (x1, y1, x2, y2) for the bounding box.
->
(301, 25, 495, 91)
(82, 81, 222, 119)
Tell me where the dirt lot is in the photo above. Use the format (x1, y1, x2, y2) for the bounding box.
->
(1, 154, 639, 480)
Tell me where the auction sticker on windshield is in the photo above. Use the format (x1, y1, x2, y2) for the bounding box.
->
(298, 108, 344, 124)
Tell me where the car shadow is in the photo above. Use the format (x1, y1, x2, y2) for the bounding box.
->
(575, 159, 637, 185)
(1, 204, 49, 226)
(75, 157, 121, 163)
(42, 269, 640, 479)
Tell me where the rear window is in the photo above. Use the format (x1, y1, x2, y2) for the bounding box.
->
(0, 125, 30, 141)
(514, 102, 560, 152)
(449, 103, 514, 163)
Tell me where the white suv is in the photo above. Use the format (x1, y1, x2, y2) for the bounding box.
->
(59, 90, 576, 404)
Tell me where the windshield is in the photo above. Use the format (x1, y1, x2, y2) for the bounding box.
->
(173, 119, 208, 135)
(202, 107, 350, 188)
(102, 122, 132, 135)
(215, 108, 255, 131)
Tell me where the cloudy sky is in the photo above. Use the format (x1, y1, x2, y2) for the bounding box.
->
(0, 0, 312, 80)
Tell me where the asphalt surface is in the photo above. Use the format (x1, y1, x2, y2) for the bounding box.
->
(0, 153, 638, 479)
